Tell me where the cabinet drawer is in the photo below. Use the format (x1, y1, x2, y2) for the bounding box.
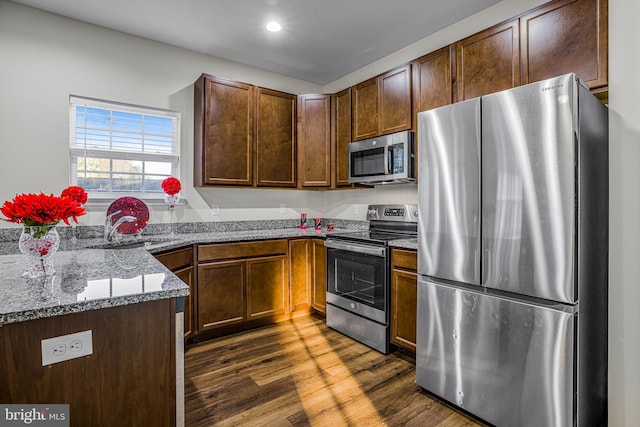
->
(391, 248, 417, 271)
(198, 239, 288, 262)
(154, 247, 193, 271)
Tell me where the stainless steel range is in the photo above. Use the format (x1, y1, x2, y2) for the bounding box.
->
(324, 204, 418, 354)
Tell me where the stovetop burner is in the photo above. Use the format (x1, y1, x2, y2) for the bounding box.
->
(329, 204, 418, 246)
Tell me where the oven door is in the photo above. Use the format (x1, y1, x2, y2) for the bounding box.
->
(325, 239, 389, 324)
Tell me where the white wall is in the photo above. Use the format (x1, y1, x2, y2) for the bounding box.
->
(1, 0, 639, 423)
(608, 0, 640, 425)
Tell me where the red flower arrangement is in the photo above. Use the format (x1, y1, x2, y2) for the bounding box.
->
(1, 187, 87, 237)
(161, 177, 181, 196)
(61, 185, 88, 205)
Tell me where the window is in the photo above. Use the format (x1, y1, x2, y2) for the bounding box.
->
(69, 96, 180, 199)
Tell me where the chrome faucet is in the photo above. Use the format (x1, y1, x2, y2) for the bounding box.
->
(104, 210, 137, 242)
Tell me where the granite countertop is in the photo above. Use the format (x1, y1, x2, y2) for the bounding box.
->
(0, 247, 189, 325)
(0, 220, 416, 326)
(0, 224, 353, 326)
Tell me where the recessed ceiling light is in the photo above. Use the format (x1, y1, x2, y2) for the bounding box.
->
(266, 21, 282, 32)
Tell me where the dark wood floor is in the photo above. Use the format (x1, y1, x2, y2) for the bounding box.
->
(185, 315, 484, 427)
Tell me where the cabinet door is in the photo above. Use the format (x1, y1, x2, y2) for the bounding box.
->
(197, 260, 245, 331)
(298, 94, 331, 187)
(311, 239, 327, 314)
(334, 88, 352, 187)
(174, 266, 194, 342)
(413, 46, 453, 118)
(195, 75, 254, 186)
(520, 0, 607, 90)
(289, 239, 311, 312)
(256, 88, 296, 187)
(247, 255, 288, 319)
(391, 268, 418, 352)
(352, 77, 379, 141)
(379, 64, 412, 135)
(455, 19, 520, 101)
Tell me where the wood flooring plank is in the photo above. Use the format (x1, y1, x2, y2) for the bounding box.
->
(185, 316, 486, 427)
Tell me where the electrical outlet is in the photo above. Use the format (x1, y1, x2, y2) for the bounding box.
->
(212, 204, 220, 216)
(353, 205, 359, 215)
(280, 204, 286, 213)
(42, 330, 93, 366)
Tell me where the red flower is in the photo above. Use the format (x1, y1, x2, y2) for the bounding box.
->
(61, 186, 88, 205)
(1, 192, 86, 227)
(161, 177, 181, 196)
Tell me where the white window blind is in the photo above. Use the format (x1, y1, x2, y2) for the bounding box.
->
(69, 95, 180, 198)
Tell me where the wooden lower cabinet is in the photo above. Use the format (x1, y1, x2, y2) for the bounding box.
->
(289, 238, 327, 316)
(154, 246, 195, 345)
(174, 266, 194, 341)
(247, 255, 288, 319)
(390, 248, 418, 352)
(311, 239, 327, 314)
(197, 259, 246, 331)
(195, 240, 291, 339)
(289, 239, 311, 313)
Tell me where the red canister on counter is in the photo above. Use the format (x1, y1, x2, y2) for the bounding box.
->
(300, 213, 307, 230)
(313, 217, 322, 231)
(327, 222, 335, 232)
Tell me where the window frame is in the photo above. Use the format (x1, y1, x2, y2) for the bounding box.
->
(69, 95, 181, 203)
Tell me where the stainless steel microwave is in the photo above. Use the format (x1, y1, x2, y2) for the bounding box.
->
(348, 130, 415, 184)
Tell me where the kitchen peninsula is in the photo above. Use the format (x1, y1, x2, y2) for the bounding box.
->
(0, 243, 189, 426)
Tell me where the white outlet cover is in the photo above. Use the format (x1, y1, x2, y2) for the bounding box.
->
(42, 330, 93, 366)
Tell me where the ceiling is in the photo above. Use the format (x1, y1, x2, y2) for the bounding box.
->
(10, 0, 501, 85)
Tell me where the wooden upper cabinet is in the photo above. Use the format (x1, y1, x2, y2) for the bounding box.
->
(297, 94, 331, 188)
(194, 74, 254, 186)
(352, 64, 412, 141)
(520, 0, 607, 91)
(334, 88, 352, 187)
(412, 46, 453, 118)
(379, 64, 412, 135)
(352, 77, 379, 140)
(256, 88, 296, 187)
(455, 19, 521, 101)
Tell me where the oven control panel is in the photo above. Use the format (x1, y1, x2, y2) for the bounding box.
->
(366, 204, 418, 222)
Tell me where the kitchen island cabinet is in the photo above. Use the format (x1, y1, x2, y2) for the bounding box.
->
(0, 248, 188, 427)
(390, 248, 418, 353)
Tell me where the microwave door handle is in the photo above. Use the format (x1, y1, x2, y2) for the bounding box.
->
(386, 145, 392, 175)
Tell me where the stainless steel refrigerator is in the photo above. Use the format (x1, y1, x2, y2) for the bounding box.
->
(416, 73, 608, 427)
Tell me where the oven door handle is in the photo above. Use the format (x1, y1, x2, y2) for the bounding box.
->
(324, 239, 387, 257)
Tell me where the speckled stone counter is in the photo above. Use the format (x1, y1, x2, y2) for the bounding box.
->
(0, 219, 368, 326)
(389, 238, 418, 250)
(0, 248, 189, 325)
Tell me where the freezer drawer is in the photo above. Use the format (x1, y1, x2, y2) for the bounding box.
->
(416, 278, 575, 427)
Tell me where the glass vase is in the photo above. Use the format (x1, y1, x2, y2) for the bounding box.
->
(18, 224, 60, 278)
(164, 193, 180, 236)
